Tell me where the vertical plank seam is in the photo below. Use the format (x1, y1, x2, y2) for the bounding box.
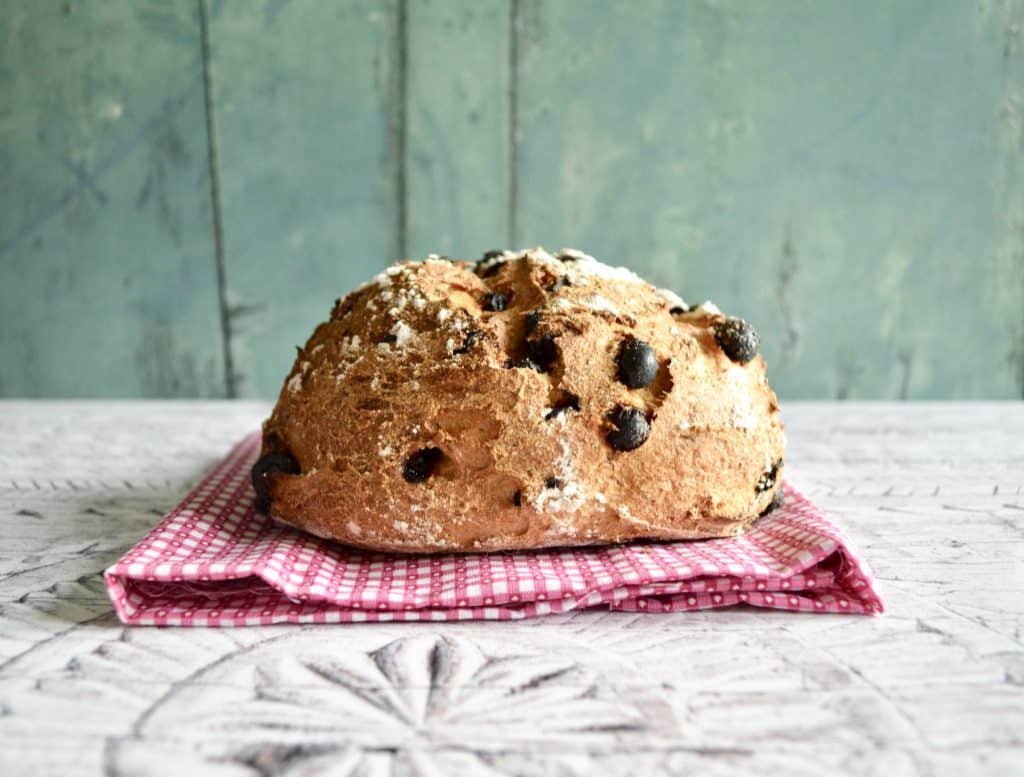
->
(198, 0, 237, 398)
(1016, 0, 1024, 402)
(508, 0, 521, 248)
(1001, 0, 1024, 398)
(395, 0, 409, 259)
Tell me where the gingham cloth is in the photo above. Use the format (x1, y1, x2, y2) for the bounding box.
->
(104, 433, 883, 625)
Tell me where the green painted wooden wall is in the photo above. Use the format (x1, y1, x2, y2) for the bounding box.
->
(2, 0, 1022, 399)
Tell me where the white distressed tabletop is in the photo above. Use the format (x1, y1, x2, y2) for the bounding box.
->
(0, 401, 1021, 777)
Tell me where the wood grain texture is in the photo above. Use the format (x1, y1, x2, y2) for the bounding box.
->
(207, 0, 401, 398)
(0, 1, 227, 398)
(515, 0, 1024, 400)
(990, 0, 1024, 396)
(405, 0, 511, 259)
(0, 400, 1021, 776)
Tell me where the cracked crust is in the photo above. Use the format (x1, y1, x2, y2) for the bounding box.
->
(259, 248, 786, 552)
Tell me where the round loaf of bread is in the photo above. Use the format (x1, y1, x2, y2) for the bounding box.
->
(256, 247, 785, 552)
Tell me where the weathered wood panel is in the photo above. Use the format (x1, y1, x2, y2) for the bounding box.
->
(207, 0, 401, 397)
(405, 0, 512, 258)
(515, 0, 1024, 399)
(1, 0, 1022, 400)
(0, 1, 227, 397)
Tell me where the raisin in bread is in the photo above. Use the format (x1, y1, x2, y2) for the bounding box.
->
(254, 247, 785, 552)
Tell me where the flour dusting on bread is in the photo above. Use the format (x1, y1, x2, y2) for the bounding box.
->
(256, 247, 785, 552)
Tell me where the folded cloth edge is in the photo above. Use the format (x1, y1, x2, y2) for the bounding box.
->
(104, 433, 884, 626)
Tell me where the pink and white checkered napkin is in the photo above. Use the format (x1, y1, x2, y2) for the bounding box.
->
(104, 433, 883, 625)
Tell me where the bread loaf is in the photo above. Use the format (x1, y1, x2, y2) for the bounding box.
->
(255, 248, 785, 552)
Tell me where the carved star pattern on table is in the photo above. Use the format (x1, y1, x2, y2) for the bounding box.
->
(3, 402, 1023, 777)
(109, 633, 674, 776)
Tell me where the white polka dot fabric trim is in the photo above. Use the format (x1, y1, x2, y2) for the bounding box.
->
(104, 434, 884, 626)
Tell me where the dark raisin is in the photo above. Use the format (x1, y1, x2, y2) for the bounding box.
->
(524, 309, 542, 335)
(714, 317, 760, 364)
(759, 489, 785, 516)
(756, 459, 783, 493)
(481, 261, 505, 278)
(669, 304, 692, 315)
(453, 329, 483, 355)
(475, 251, 506, 277)
(402, 447, 443, 483)
(544, 392, 580, 420)
(557, 250, 581, 262)
(380, 333, 397, 344)
(482, 292, 508, 312)
(507, 357, 542, 371)
(617, 337, 658, 389)
(513, 489, 523, 507)
(544, 476, 564, 489)
(527, 335, 559, 372)
(251, 451, 301, 510)
(606, 406, 650, 452)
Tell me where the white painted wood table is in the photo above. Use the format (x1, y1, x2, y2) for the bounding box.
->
(0, 401, 1021, 777)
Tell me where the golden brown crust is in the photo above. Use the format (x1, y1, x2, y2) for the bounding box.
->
(259, 248, 785, 552)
